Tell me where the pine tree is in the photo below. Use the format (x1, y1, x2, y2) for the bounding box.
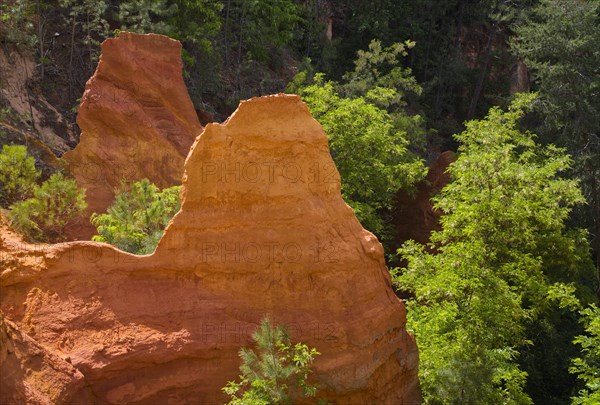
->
(91, 179, 180, 254)
(0, 145, 40, 207)
(9, 172, 87, 242)
(222, 317, 322, 405)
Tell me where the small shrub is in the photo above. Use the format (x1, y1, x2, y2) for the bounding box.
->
(9, 172, 87, 242)
(222, 317, 323, 405)
(0, 144, 40, 207)
(91, 179, 180, 254)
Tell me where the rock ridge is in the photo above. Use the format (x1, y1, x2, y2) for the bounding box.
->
(1, 94, 420, 404)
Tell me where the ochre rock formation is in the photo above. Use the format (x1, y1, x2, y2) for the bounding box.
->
(1, 95, 421, 404)
(0, 313, 93, 404)
(62, 32, 202, 239)
(394, 151, 455, 248)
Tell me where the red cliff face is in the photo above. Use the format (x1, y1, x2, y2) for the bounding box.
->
(394, 151, 455, 248)
(62, 32, 202, 240)
(1, 95, 421, 404)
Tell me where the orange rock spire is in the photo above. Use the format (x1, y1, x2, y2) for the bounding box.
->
(2, 94, 420, 404)
(63, 32, 202, 239)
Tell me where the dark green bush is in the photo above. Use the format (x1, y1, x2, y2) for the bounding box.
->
(0, 144, 40, 207)
(9, 172, 87, 242)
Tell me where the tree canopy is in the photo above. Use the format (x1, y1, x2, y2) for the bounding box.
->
(1, 0, 599, 402)
(395, 94, 596, 403)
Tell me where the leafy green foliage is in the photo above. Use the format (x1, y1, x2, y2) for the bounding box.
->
(224, 0, 301, 63)
(59, 0, 109, 64)
(2, 1, 598, 400)
(298, 75, 425, 238)
(322, 0, 533, 136)
(511, 0, 599, 146)
(0, 0, 38, 47)
(117, 0, 222, 51)
(9, 172, 87, 242)
(394, 94, 592, 403)
(166, 0, 223, 52)
(0, 145, 40, 207)
(341, 40, 421, 106)
(571, 304, 600, 404)
(290, 40, 427, 244)
(341, 39, 428, 150)
(511, 0, 600, 297)
(91, 179, 180, 254)
(222, 317, 322, 405)
(117, 0, 176, 34)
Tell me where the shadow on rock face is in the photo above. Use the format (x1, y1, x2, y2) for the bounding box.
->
(62, 32, 203, 241)
(2, 93, 421, 404)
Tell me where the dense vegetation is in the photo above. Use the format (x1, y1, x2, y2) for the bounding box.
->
(0, 144, 40, 206)
(566, 300, 600, 404)
(394, 94, 597, 403)
(289, 39, 427, 248)
(1, 145, 86, 242)
(1, 0, 598, 403)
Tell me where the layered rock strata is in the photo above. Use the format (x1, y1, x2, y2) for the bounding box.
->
(62, 32, 202, 239)
(1, 94, 420, 404)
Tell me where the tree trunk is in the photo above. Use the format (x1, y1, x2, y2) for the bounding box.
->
(87, 11, 92, 70)
(69, 15, 77, 100)
(467, 25, 496, 120)
(37, 0, 44, 81)
(422, 19, 433, 82)
(224, 0, 231, 67)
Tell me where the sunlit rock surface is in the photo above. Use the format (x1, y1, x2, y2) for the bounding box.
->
(62, 32, 202, 239)
(1, 94, 420, 404)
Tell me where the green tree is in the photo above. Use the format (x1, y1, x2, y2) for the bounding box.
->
(0, 145, 40, 207)
(60, 0, 109, 71)
(218, 0, 302, 104)
(9, 172, 87, 242)
(322, 0, 534, 138)
(166, 0, 223, 53)
(117, 0, 223, 50)
(339, 39, 428, 149)
(117, 0, 177, 34)
(571, 304, 600, 404)
(340, 39, 421, 105)
(91, 179, 180, 254)
(395, 94, 594, 403)
(0, 0, 38, 48)
(222, 317, 322, 405)
(289, 40, 427, 247)
(223, 0, 301, 63)
(297, 74, 425, 240)
(511, 0, 600, 297)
